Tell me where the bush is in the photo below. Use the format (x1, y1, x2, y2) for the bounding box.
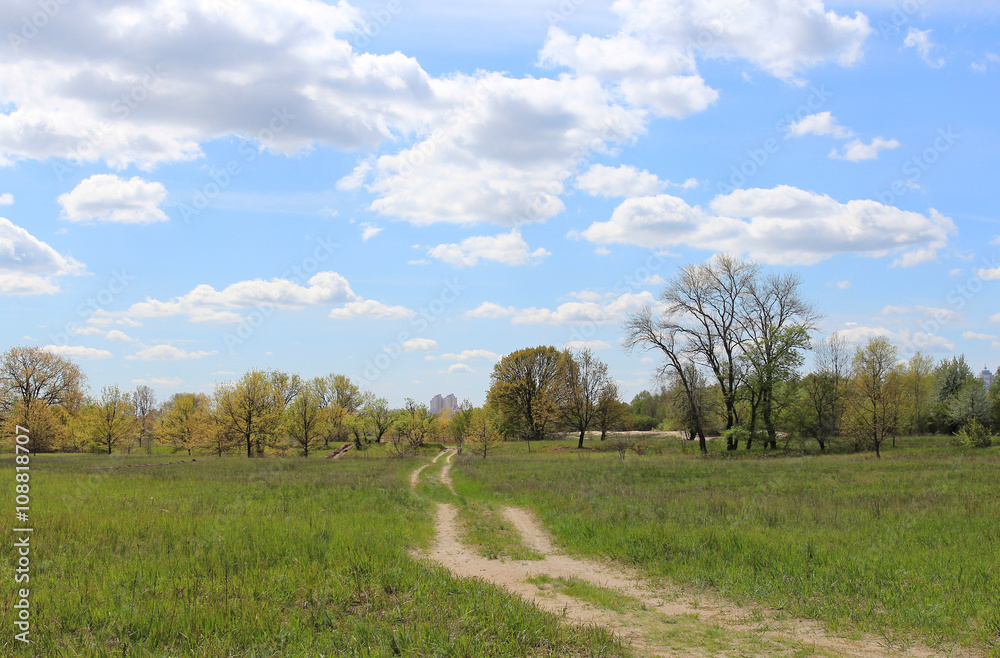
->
(631, 414, 658, 431)
(951, 419, 994, 448)
(720, 426, 752, 448)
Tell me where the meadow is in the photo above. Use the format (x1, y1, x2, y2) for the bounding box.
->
(453, 434, 1000, 655)
(0, 446, 626, 657)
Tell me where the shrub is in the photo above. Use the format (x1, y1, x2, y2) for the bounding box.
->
(631, 414, 658, 431)
(952, 419, 994, 448)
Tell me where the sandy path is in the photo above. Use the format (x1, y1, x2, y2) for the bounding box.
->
(438, 449, 457, 494)
(412, 461, 945, 658)
(408, 448, 448, 490)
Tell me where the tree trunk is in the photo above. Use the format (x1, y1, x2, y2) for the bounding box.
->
(600, 428, 607, 441)
(578, 429, 585, 449)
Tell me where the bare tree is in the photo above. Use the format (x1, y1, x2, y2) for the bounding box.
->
(624, 306, 708, 454)
(661, 254, 757, 449)
(559, 348, 612, 449)
(133, 384, 157, 453)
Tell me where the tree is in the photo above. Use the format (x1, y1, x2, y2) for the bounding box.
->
(802, 332, 850, 450)
(316, 374, 363, 447)
(623, 307, 709, 453)
(466, 405, 503, 458)
(159, 393, 211, 455)
(133, 384, 157, 453)
(558, 348, 612, 449)
(1, 346, 86, 452)
(901, 352, 935, 434)
(739, 271, 817, 449)
(945, 383, 992, 430)
(594, 382, 626, 441)
(449, 399, 474, 453)
(89, 385, 136, 454)
(847, 337, 901, 458)
(659, 254, 757, 449)
(214, 370, 284, 457)
(285, 383, 328, 457)
(487, 346, 562, 442)
(360, 395, 395, 444)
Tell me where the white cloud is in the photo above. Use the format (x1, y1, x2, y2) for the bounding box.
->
(71, 326, 107, 337)
(329, 300, 415, 320)
(120, 271, 363, 323)
(976, 267, 1000, 281)
(359, 222, 382, 241)
(442, 363, 474, 374)
(991, 236, 1000, 245)
(576, 164, 666, 197)
(0, 194, 12, 205)
(963, 331, 998, 341)
(105, 330, 135, 342)
(41, 345, 113, 359)
(401, 338, 438, 353)
(788, 112, 854, 139)
(465, 291, 654, 325)
(58, 175, 168, 224)
(971, 53, 1000, 73)
(828, 137, 900, 162)
(904, 27, 945, 68)
(594, 247, 612, 256)
(992, 313, 1000, 324)
(948, 268, 963, 277)
(834, 280, 851, 289)
(336, 160, 373, 191)
(879, 305, 961, 322)
(427, 229, 551, 267)
(880, 305, 910, 316)
(835, 325, 953, 352)
(0, 217, 86, 295)
(132, 376, 184, 387)
(579, 185, 954, 267)
(428, 349, 501, 362)
(126, 345, 217, 360)
(407, 259, 430, 266)
(639, 274, 666, 286)
(565, 340, 612, 350)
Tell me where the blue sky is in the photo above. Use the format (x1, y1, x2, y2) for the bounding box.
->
(1, 0, 998, 406)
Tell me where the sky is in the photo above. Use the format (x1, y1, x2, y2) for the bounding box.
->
(1, 0, 998, 407)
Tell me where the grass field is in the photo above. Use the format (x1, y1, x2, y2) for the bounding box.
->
(452, 434, 1000, 655)
(0, 447, 627, 657)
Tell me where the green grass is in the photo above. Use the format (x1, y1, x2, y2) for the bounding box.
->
(527, 575, 638, 613)
(454, 435, 1000, 655)
(0, 453, 629, 656)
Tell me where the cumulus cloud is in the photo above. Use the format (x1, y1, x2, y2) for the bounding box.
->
(132, 376, 184, 386)
(428, 349, 501, 362)
(565, 340, 612, 350)
(0, 217, 86, 295)
(328, 300, 414, 320)
(427, 229, 551, 267)
(904, 27, 945, 68)
(359, 222, 382, 241)
(575, 164, 666, 197)
(442, 363, 473, 374)
(401, 338, 438, 353)
(105, 330, 135, 342)
(126, 345, 217, 360)
(41, 345, 113, 359)
(465, 291, 654, 325)
(991, 313, 1000, 324)
(963, 331, 997, 341)
(828, 137, 900, 162)
(834, 325, 953, 352)
(788, 112, 855, 139)
(0, 194, 12, 205)
(578, 185, 954, 267)
(976, 266, 1000, 281)
(59, 175, 168, 224)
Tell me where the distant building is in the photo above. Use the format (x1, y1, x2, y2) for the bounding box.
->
(430, 393, 459, 414)
(977, 366, 994, 390)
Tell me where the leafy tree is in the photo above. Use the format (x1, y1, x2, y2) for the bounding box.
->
(214, 370, 284, 457)
(89, 385, 136, 454)
(946, 382, 992, 429)
(1, 345, 86, 452)
(802, 332, 850, 450)
(558, 348, 612, 449)
(360, 395, 395, 444)
(315, 373, 362, 447)
(159, 393, 211, 455)
(593, 382, 626, 441)
(285, 383, 329, 457)
(901, 352, 935, 434)
(466, 405, 503, 458)
(846, 337, 901, 458)
(133, 384, 158, 453)
(487, 346, 562, 442)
